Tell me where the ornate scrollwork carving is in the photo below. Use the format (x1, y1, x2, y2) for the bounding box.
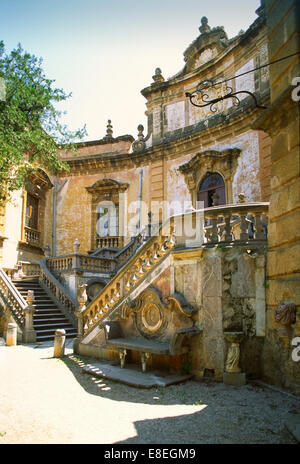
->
(274, 302, 296, 326)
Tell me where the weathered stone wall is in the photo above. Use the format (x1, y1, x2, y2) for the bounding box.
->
(55, 167, 149, 255)
(253, 0, 300, 394)
(172, 247, 266, 379)
(79, 246, 266, 378)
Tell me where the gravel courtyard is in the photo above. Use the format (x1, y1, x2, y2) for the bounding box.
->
(0, 339, 299, 444)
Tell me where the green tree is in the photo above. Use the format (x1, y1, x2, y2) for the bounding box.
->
(0, 41, 86, 203)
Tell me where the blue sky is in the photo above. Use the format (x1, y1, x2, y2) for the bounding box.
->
(1, 0, 260, 141)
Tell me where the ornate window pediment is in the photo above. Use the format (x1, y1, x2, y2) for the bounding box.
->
(179, 148, 241, 206)
(20, 169, 53, 251)
(86, 178, 129, 199)
(86, 178, 129, 250)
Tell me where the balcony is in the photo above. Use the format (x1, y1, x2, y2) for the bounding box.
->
(24, 226, 41, 246)
(96, 236, 120, 249)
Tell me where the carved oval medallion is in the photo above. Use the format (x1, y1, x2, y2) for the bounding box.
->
(141, 303, 163, 333)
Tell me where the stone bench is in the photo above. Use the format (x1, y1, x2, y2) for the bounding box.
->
(103, 321, 201, 372)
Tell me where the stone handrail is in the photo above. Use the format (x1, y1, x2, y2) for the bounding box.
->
(113, 233, 144, 268)
(39, 258, 79, 318)
(46, 254, 116, 274)
(0, 268, 27, 330)
(77, 219, 176, 339)
(46, 234, 144, 275)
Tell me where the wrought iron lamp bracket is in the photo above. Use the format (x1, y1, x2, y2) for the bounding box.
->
(186, 79, 266, 111)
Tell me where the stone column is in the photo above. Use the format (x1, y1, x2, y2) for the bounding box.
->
(6, 323, 17, 346)
(23, 290, 36, 343)
(53, 329, 66, 357)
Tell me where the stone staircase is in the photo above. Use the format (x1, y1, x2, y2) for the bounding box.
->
(12, 278, 77, 342)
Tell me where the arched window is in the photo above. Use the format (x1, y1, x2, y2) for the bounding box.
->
(197, 172, 225, 208)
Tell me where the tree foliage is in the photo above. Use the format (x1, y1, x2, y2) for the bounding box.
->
(0, 41, 86, 203)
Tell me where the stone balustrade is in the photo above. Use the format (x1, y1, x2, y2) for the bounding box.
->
(96, 236, 120, 249)
(0, 268, 37, 342)
(0, 268, 27, 329)
(77, 222, 176, 338)
(39, 259, 79, 321)
(174, 202, 269, 247)
(76, 203, 268, 339)
(46, 234, 144, 276)
(46, 254, 116, 274)
(24, 226, 41, 245)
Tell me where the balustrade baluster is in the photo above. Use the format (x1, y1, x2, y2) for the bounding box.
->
(254, 213, 265, 240)
(125, 272, 131, 291)
(239, 212, 249, 241)
(152, 243, 160, 263)
(144, 250, 152, 270)
(210, 216, 219, 243)
(224, 214, 232, 242)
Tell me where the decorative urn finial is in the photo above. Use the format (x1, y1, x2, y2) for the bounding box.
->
(105, 119, 113, 138)
(73, 238, 80, 253)
(152, 68, 164, 83)
(199, 16, 211, 34)
(132, 124, 146, 152)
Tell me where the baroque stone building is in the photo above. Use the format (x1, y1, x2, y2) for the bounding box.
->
(0, 0, 299, 393)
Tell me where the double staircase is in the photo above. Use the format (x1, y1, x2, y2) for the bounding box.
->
(12, 278, 77, 342)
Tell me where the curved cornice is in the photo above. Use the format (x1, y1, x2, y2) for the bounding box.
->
(86, 178, 129, 194)
(178, 148, 241, 174)
(57, 92, 268, 177)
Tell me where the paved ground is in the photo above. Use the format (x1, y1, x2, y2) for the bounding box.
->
(0, 339, 299, 444)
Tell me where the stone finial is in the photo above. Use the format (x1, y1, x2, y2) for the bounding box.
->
(199, 16, 211, 34)
(44, 244, 51, 257)
(132, 124, 146, 152)
(152, 68, 164, 83)
(77, 284, 88, 310)
(137, 124, 144, 140)
(26, 290, 35, 306)
(105, 119, 113, 138)
(73, 238, 80, 253)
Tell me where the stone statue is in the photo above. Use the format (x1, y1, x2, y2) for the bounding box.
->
(225, 342, 241, 373)
(224, 331, 244, 373)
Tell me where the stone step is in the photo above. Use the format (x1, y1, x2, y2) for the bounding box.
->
(35, 327, 77, 336)
(82, 361, 192, 388)
(34, 322, 73, 330)
(35, 333, 77, 341)
(12, 278, 77, 338)
(34, 314, 68, 326)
